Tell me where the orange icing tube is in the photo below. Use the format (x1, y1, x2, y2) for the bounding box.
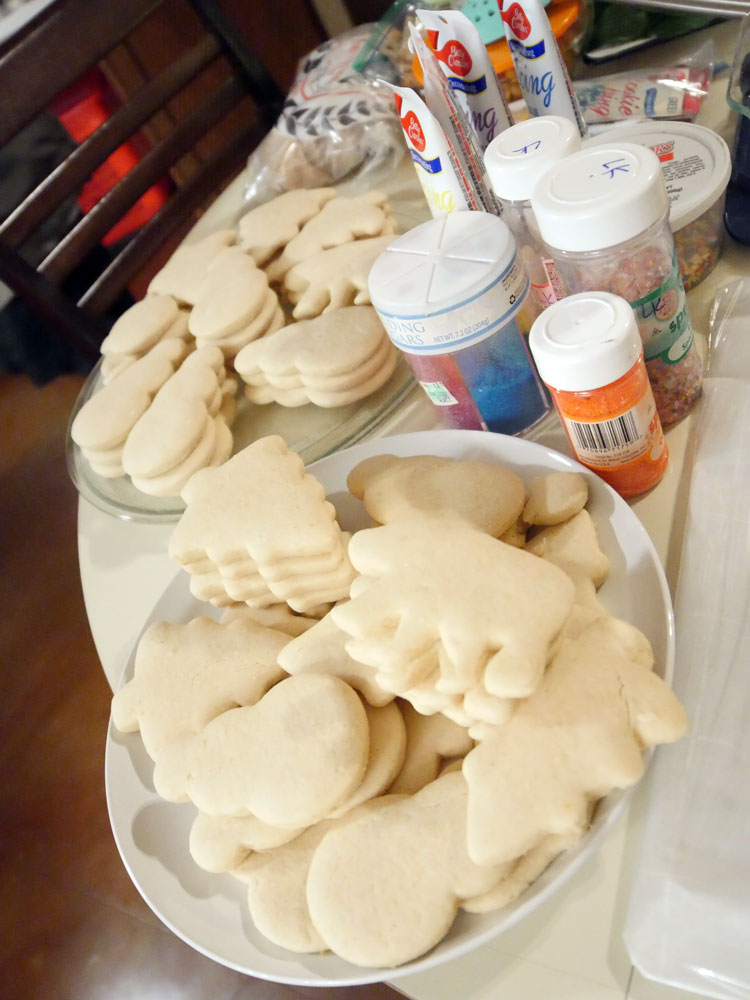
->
(529, 291, 668, 498)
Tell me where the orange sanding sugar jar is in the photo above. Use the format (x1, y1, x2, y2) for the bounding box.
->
(529, 291, 668, 497)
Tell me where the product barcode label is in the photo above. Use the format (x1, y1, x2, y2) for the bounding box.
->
(569, 411, 638, 452)
(420, 381, 458, 406)
(562, 396, 655, 469)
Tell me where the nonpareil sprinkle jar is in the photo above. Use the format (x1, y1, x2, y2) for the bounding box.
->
(368, 211, 550, 436)
(531, 141, 703, 426)
(529, 291, 668, 497)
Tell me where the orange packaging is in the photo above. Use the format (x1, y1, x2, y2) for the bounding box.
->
(528, 291, 668, 498)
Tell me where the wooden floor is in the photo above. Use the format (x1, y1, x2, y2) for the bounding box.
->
(0, 373, 401, 1000)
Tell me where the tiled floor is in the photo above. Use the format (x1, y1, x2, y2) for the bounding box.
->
(0, 373, 402, 1000)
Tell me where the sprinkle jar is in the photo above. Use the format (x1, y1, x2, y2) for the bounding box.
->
(484, 115, 581, 316)
(529, 291, 668, 497)
(368, 211, 550, 436)
(531, 142, 703, 426)
(584, 121, 731, 291)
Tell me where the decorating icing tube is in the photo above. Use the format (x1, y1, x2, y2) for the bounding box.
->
(499, 0, 588, 139)
(410, 25, 501, 216)
(387, 83, 475, 216)
(416, 7, 514, 152)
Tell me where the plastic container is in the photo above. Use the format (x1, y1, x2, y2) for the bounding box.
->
(529, 291, 668, 497)
(368, 211, 551, 435)
(484, 115, 582, 314)
(531, 141, 703, 426)
(585, 121, 731, 291)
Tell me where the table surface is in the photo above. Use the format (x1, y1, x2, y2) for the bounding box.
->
(77, 19, 746, 1000)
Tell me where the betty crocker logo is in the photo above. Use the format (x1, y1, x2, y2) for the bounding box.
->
(502, 2, 531, 39)
(401, 110, 426, 152)
(435, 40, 472, 77)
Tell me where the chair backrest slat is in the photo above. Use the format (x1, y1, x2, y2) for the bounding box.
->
(0, 0, 286, 363)
(80, 115, 266, 316)
(40, 76, 246, 283)
(0, 0, 163, 145)
(0, 35, 221, 248)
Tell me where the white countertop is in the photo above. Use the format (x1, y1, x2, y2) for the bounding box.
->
(78, 19, 747, 1000)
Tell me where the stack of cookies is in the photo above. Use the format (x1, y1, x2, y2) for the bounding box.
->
(234, 305, 397, 408)
(99, 293, 191, 384)
(187, 246, 284, 359)
(71, 339, 190, 478)
(121, 347, 237, 497)
(168, 435, 355, 613)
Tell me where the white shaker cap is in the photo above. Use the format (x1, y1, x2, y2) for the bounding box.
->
(530, 142, 669, 252)
(368, 211, 518, 317)
(484, 115, 582, 203)
(529, 291, 642, 391)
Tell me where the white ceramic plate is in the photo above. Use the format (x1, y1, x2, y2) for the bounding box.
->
(105, 429, 674, 987)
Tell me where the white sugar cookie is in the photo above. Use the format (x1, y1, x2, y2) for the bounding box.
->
(464, 617, 687, 867)
(71, 338, 189, 452)
(522, 472, 589, 526)
(265, 191, 394, 283)
(278, 612, 394, 708)
(169, 435, 355, 611)
(525, 508, 610, 588)
(388, 701, 474, 795)
(327, 700, 407, 818)
(147, 229, 237, 305)
(100, 293, 180, 357)
(185, 674, 370, 827)
(283, 235, 394, 319)
(188, 247, 273, 341)
(189, 810, 304, 873)
(347, 453, 526, 538)
(332, 516, 575, 702)
(122, 345, 226, 479)
(237, 186, 336, 265)
(306, 771, 505, 968)
(111, 616, 289, 802)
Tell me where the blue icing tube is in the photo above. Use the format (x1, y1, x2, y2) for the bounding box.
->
(499, 0, 588, 139)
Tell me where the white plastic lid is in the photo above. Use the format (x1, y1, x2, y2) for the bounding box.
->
(584, 120, 731, 232)
(368, 211, 517, 316)
(528, 291, 642, 391)
(530, 142, 669, 252)
(484, 116, 582, 203)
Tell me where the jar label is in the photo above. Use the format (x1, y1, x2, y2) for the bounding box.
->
(374, 253, 529, 356)
(630, 249, 694, 364)
(419, 380, 459, 406)
(561, 390, 661, 469)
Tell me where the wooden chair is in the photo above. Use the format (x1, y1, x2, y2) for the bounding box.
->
(0, 0, 285, 364)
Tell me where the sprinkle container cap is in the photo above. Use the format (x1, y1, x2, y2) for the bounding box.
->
(367, 211, 518, 319)
(530, 142, 669, 252)
(484, 115, 582, 203)
(529, 291, 642, 391)
(583, 120, 731, 232)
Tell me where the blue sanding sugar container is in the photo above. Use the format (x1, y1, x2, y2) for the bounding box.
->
(367, 211, 551, 436)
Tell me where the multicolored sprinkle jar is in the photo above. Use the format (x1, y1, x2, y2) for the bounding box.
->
(531, 141, 703, 426)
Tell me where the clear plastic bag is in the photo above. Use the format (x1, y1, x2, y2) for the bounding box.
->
(242, 25, 406, 209)
(623, 278, 750, 1000)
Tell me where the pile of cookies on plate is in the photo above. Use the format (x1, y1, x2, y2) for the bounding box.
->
(111, 435, 688, 969)
(71, 188, 400, 497)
